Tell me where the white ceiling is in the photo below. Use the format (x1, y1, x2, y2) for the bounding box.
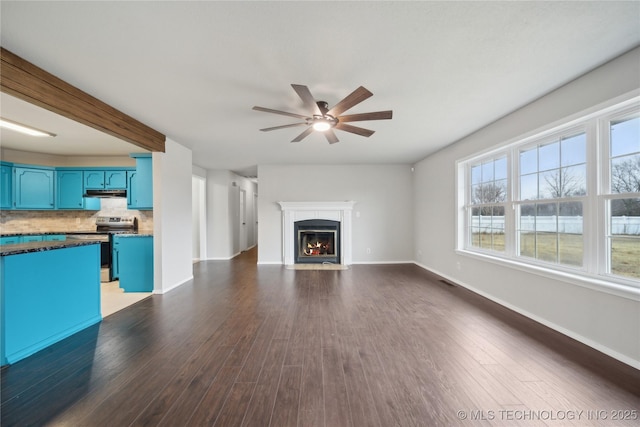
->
(1, 1, 639, 177)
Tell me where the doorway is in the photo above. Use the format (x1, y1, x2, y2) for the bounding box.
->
(239, 188, 248, 252)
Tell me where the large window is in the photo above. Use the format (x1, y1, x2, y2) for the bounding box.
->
(459, 97, 640, 289)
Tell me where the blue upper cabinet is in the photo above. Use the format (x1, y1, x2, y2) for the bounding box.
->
(84, 169, 127, 189)
(56, 170, 101, 210)
(57, 170, 84, 209)
(128, 154, 152, 210)
(0, 163, 13, 209)
(84, 170, 105, 189)
(105, 170, 127, 189)
(13, 166, 55, 209)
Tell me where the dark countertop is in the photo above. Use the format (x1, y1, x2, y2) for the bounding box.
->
(1, 231, 71, 237)
(0, 240, 101, 257)
(2, 231, 151, 237)
(114, 234, 153, 238)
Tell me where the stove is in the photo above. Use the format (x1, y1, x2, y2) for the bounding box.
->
(96, 216, 138, 232)
(66, 216, 138, 282)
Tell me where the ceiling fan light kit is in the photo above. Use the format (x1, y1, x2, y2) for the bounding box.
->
(253, 84, 392, 144)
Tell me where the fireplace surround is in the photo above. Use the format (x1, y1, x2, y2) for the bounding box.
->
(278, 201, 355, 265)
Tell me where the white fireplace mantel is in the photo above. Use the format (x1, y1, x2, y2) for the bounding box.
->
(278, 201, 356, 265)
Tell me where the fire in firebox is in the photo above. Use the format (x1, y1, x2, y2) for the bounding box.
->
(304, 240, 331, 256)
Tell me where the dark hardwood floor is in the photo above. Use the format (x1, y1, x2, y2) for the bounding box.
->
(2, 247, 639, 426)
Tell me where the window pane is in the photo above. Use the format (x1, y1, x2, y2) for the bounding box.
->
(519, 232, 535, 258)
(471, 164, 482, 185)
(610, 154, 640, 194)
(559, 233, 583, 266)
(611, 237, 640, 279)
(610, 198, 640, 279)
(520, 148, 537, 175)
(519, 204, 536, 230)
(561, 133, 586, 166)
(521, 173, 538, 200)
(563, 165, 587, 196)
(482, 182, 506, 203)
(495, 157, 507, 180)
(471, 184, 482, 204)
(611, 198, 640, 221)
(481, 161, 494, 182)
(611, 116, 640, 158)
(495, 179, 507, 202)
(536, 232, 557, 262)
(539, 170, 558, 199)
(537, 203, 557, 232)
(539, 141, 559, 171)
(558, 202, 583, 266)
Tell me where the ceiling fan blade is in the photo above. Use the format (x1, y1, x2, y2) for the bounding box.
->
(291, 127, 314, 143)
(259, 122, 308, 132)
(326, 86, 373, 117)
(334, 122, 375, 137)
(253, 106, 309, 120)
(338, 110, 393, 123)
(291, 84, 322, 116)
(324, 129, 339, 144)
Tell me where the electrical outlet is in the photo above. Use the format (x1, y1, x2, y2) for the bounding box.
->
(456, 261, 461, 271)
(366, 248, 371, 254)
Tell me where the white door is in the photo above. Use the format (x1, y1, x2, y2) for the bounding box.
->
(239, 189, 247, 251)
(253, 192, 258, 246)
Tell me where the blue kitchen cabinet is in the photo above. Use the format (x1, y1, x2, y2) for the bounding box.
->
(0, 163, 13, 209)
(115, 236, 153, 292)
(127, 154, 152, 210)
(85, 170, 127, 190)
(112, 237, 121, 280)
(57, 170, 84, 209)
(0, 237, 21, 245)
(13, 167, 55, 209)
(21, 235, 44, 243)
(84, 170, 105, 189)
(105, 170, 127, 189)
(56, 170, 101, 210)
(45, 235, 66, 242)
(1, 243, 101, 365)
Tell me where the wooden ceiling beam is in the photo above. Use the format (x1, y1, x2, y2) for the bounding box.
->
(0, 47, 165, 152)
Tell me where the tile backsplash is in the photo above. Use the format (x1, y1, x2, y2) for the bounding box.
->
(0, 198, 153, 233)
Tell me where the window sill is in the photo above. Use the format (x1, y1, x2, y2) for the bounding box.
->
(455, 249, 640, 301)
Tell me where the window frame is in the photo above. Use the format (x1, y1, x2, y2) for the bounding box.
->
(456, 93, 640, 300)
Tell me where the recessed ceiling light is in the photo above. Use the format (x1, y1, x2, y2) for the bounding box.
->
(0, 118, 56, 137)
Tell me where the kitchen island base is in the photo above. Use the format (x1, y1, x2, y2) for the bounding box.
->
(1, 243, 101, 365)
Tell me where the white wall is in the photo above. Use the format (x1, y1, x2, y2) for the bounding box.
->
(204, 170, 257, 260)
(258, 164, 414, 264)
(153, 138, 194, 294)
(413, 47, 640, 367)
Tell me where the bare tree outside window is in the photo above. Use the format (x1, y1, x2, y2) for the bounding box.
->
(542, 167, 586, 198)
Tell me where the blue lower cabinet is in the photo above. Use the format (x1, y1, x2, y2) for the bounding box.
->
(21, 235, 44, 243)
(116, 236, 153, 292)
(0, 237, 21, 245)
(45, 235, 66, 242)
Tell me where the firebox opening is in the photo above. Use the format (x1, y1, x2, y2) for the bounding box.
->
(294, 219, 340, 264)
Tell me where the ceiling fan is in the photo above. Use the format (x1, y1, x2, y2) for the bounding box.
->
(252, 84, 392, 144)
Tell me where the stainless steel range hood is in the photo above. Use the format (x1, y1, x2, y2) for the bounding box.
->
(84, 189, 127, 198)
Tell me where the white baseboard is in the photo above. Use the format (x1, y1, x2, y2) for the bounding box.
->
(153, 275, 193, 295)
(351, 260, 414, 265)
